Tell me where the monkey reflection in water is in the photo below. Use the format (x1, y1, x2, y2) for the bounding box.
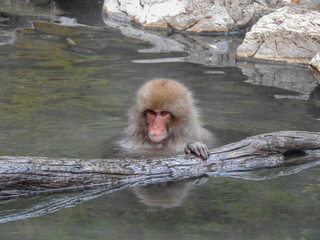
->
(133, 181, 194, 210)
(120, 78, 213, 160)
(133, 178, 208, 210)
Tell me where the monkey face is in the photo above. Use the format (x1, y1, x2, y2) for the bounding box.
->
(145, 109, 171, 143)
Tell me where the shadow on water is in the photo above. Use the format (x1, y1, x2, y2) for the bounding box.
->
(0, 1, 319, 240)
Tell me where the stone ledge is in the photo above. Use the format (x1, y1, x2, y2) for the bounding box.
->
(103, 0, 290, 33)
(236, 6, 320, 68)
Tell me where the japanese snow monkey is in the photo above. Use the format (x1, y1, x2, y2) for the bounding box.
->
(120, 79, 213, 160)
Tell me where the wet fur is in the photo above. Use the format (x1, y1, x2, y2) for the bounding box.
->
(121, 79, 212, 155)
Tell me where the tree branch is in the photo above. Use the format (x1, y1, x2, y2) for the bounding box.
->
(1, 131, 319, 199)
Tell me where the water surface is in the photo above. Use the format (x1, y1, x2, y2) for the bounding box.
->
(0, 2, 319, 240)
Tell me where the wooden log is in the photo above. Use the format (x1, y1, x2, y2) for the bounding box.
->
(0, 131, 320, 199)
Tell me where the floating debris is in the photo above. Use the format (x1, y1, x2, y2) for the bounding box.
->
(66, 37, 77, 46)
(204, 70, 225, 75)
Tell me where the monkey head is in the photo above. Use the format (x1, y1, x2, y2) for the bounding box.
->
(126, 79, 201, 145)
(136, 79, 193, 119)
(122, 78, 212, 159)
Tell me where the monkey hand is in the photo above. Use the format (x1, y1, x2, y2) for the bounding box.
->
(184, 142, 210, 160)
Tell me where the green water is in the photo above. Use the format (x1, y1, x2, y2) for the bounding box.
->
(0, 2, 320, 240)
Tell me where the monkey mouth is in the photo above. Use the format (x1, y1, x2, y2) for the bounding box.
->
(148, 133, 167, 143)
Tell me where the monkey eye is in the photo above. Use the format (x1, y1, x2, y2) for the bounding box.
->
(146, 110, 156, 115)
(160, 111, 168, 116)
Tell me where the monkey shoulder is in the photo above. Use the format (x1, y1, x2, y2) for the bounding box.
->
(192, 126, 213, 146)
(201, 128, 213, 143)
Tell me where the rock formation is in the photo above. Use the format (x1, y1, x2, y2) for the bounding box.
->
(311, 53, 320, 72)
(103, 0, 290, 33)
(311, 53, 320, 82)
(236, 6, 320, 65)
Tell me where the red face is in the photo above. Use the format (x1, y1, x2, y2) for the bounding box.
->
(146, 109, 172, 143)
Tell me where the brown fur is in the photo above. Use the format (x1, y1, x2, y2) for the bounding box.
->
(122, 79, 212, 154)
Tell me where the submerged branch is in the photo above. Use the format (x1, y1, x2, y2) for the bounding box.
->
(0, 131, 319, 199)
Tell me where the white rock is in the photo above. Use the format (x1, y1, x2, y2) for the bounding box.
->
(311, 53, 320, 72)
(188, 3, 235, 32)
(103, 0, 289, 32)
(236, 6, 320, 64)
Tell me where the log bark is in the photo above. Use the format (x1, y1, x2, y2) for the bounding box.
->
(1, 131, 320, 199)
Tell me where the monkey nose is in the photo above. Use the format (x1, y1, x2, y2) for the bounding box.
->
(152, 117, 161, 128)
(151, 123, 160, 130)
(151, 121, 163, 132)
